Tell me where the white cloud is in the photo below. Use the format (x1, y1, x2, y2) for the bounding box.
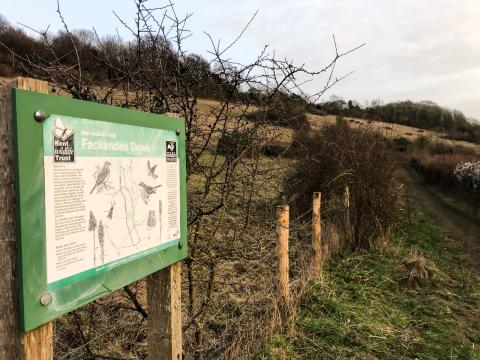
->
(2, 0, 478, 118)
(177, 0, 480, 118)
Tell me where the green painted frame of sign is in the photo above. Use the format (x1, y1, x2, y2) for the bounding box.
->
(12, 89, 188, 331)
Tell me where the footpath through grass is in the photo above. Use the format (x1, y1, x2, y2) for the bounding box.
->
(258, 214, 480, 359)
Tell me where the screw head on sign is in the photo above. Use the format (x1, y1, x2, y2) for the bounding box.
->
(176, 128, 181, 136)
(40, 292, 52, 306)
(34, 110, 46, 122)
(178, 241, 183, 249)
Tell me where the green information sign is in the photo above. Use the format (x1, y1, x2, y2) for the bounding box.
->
(12, 89, 187, 331)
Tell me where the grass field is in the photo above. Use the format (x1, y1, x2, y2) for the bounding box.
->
(258, 212, 480, 359)
(307, 113, 480, 155)
(3, 76, 479, 358)
(2, 75, 479, 153)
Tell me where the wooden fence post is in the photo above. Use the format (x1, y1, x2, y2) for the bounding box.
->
(276, 204, 290, 316)
(0, 77, 53, 359)
(312, 192, 322, 270)
(343, 184, 351, 244)
(147, 260, 183, 360)
(343, 185, 350, 209)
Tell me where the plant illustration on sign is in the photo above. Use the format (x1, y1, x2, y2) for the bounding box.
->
(88, 211, 97, 266)
(107, 201, 115, 220)
(95, 159, 166, 253)
(147, 210, 156, 229)
(98, 221, 105, 264)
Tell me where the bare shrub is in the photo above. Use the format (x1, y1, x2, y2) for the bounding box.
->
(286, 122, 400, 250)
(391, 137, 410, 152)
(428, 141, 454, 155)
(410, 146, 478, 187)
(245, 92, 310, 130)
(260, 144, 288, 158)
(0, 63, 12, 77)
(414, 135, 431, 149)
(453, 144, 478, 156)
(216, 130, 257, 158)
(454, 160, 480, 196)
(4, 1, 364, 358)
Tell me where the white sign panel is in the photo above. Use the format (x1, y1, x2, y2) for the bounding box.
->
(43, 115, 181, 287)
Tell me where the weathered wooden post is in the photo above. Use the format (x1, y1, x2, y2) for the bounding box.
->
(149, 113, 183, 360)
(147, 262, 182, 359)
(343, 185, 350, 209)
(1, 77, 185, 360)
(343, 184, 351, 244)
(312, 192, 322, 270)
(0, 77, 53, 359)
(276, 204, 290, 316)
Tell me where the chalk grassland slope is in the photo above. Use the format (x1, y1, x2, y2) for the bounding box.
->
(195, 98, 480, 153)
(258, 213, 480, 360)
(3, 76, 479, 358)
(307, 113, 480, 154)
(200, 101, 480, 154)
(1, 76, 478, 153)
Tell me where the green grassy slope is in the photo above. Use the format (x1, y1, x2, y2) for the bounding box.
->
(258, 214, 480, 359)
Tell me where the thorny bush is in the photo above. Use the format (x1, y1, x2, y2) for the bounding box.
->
(2, 0, 363, 358)
(286, 121, 400, 250)
(454, 161, 480, 196)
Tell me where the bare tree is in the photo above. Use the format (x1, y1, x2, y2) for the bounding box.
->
(2, 1, 363, 358)
(0, 14, 9, 30)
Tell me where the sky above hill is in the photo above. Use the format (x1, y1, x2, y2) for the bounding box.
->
(2, 0, 479, 119)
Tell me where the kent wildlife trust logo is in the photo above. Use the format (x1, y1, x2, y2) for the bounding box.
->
(53, 117, 75, 162)
(166, 141, 177, 162)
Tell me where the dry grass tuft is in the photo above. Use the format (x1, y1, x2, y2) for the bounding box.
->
(402, 247, 439, 287)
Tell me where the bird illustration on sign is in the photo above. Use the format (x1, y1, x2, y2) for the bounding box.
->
(90, 161, 112, 194)
(147, 160, 158, 179)
(138, 181, 161, 203)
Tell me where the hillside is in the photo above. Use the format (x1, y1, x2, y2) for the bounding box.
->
(260, 205, 480, 359)
(1, 14, 479, 146)
(199, 96, 480, 154)
(198, 95, 480, 155)
(307, 114, 480, 154)
(3, 73, 478, 154)
(2, 3, 480, 359)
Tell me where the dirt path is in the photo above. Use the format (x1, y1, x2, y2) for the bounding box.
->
(398, 164, 480, 266)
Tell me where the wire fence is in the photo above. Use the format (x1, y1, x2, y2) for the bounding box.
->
(53, 187, 350, 360)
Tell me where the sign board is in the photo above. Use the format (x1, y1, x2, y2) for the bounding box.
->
(12, 89, 187, 331)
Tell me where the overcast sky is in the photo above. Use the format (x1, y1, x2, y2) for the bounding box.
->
(3, 0, 480, 119)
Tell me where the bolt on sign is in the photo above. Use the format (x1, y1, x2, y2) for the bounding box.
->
(12, 89, 187, 331)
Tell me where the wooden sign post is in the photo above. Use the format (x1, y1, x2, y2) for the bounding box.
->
(0, 77, 184, 359)
(0, 78, 53, 359)
(148, 263, 183, 359)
